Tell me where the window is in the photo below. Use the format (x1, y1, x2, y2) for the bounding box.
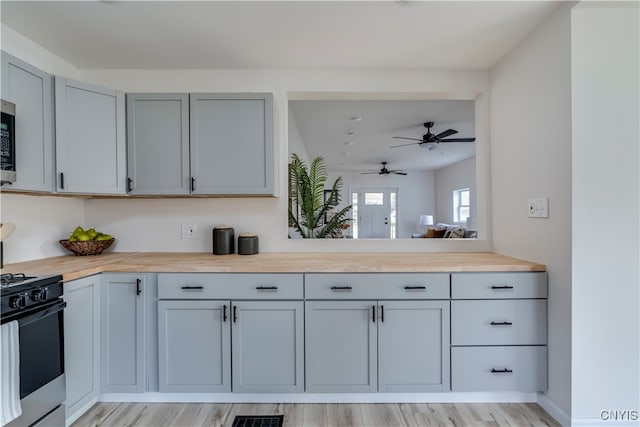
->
(351, 192, 358, 239)
(453, 188, 470, 223)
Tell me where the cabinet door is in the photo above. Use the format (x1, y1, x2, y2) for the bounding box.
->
(190, 93, 274, 195)
(305, 301, 377, 392)
(377, 300, 450, 392)
(232, 301, 303, 393)
(55, 77, 126, 194)
(126, 93, 190, 195)
(100, 274, 146, 393)
(63, 275, 100, 419)
(0, 52, 54, 192)
(158, 300, 231, 392)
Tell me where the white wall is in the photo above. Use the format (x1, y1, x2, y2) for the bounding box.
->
(0, 194, 85, 263)
(435, 157, 476, 226)
(571, 3, 639, 424)
(287, 106, 310, 165)
(0, 25, 84, 263)
(328, 169, 435, 239)
(490, 3, 573, 419)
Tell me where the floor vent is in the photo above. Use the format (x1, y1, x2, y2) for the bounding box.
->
(232, 414, 284, 427)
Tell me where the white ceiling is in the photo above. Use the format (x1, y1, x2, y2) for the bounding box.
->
(0, 1, 560, 70)
(1, 1, 559, 172)
(290, 99, 476, 172)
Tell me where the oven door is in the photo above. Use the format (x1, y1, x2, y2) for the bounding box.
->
(3, 299, 66, 427)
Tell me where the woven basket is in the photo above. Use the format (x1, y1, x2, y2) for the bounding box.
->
(59, 239, 115, 256)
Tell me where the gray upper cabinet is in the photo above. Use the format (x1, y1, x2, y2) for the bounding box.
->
(126, 93, 190, 195)
(101, 273, 146, 393)
(55, 77, 126, 194)
(0, 52, 54, 192)
(231, 301, 304, 393)
(190, 93, 274, 195)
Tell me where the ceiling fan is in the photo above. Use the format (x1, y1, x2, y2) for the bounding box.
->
(390, 121, 476, 149)
(361, 161, 407, 176)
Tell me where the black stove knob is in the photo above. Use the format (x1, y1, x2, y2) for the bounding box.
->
(31, 287, 48, 302)
(10, 292, 28, 309)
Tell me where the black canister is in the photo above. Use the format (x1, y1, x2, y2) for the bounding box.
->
(212, 225, 234, 255)
(237, 233, 259, 255)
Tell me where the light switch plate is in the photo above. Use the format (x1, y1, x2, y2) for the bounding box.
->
(528, 198, 549, 218)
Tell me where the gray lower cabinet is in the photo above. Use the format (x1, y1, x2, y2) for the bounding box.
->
(126, 93, 190, 195)
(0, 52, 54, 192)
(158, 300, 231, 392)
(305, 301, 377, 393)
(55, 77, 126, 194)
(450, 272, 548, 392)
(231, 301, 304, 393)
(305, 300, 450, 393)
(101, 273, 146, 393)
(305, 273, 451, 393)
(190, 93, 274, 195)
(378, 301, 450, 392)
(63, 275, 100, 418)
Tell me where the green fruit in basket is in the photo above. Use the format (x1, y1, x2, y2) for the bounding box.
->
(87, 228, 98, 239)
(68, 235, 79, 242)
(76, 232, 91, 242)
(72, 226, 84, 236)
(95, 234, 113, 241)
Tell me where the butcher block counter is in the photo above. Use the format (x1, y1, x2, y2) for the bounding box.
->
(1, 252, 545, 281)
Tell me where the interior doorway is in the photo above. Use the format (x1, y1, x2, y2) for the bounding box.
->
(352, 187, 397, 239)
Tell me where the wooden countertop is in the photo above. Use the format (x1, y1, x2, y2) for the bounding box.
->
(1, 252, 546, 282)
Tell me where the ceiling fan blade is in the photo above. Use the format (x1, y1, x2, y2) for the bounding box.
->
(440, 138, 476, 143)
(392, 136, 423, 141)
(390, 142, 421, 148)
(392, 171, 408, 175)
(434, 129, 457, 139)
(360, 172, 380, 174)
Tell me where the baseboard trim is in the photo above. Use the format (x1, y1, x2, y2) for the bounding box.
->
(537, 392, 571, 427)
(99, 391, 538, 404)
(65, 397, 98, 426)
(570, 417, 640, 427)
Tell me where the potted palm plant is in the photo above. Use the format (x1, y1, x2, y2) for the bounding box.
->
(289, 154, 352, 238)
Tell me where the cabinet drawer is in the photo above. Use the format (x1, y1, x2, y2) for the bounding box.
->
(451, 346, 547, 392)
(305, 273, 450, 300)
(451, 272, 547, 299)
(158, 273, 303, 299)
(451, 300, 546, 345)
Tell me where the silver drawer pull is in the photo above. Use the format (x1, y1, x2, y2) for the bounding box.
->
(490, 321, 513, 326)
(404, 286, 426, 291)
(491, 368, 513, 374)
(491, 285, 514, 290)
(181, 285, 204, 291)
(256, 286, 278, 291)
(330, 286, 353, 291)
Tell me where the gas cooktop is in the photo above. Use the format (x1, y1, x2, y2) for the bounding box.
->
(0, 273, 63, 296)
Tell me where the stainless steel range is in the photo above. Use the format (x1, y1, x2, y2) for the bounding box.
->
(1, 273, 66, 427)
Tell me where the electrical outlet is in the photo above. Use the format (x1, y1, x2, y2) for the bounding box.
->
(528, 198, 549, 218)
(181, 224, 198, 239)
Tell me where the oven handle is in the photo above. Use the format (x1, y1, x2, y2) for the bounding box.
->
(2, 299, 66, 326)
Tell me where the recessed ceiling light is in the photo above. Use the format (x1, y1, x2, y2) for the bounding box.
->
(346, 130, 356, 136)
(341, 152, 351, 156)
(344, 142, 355, 146)
(349, 116, 362, 122)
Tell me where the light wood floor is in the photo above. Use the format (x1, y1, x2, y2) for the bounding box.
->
(72, 402, 561, 426)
